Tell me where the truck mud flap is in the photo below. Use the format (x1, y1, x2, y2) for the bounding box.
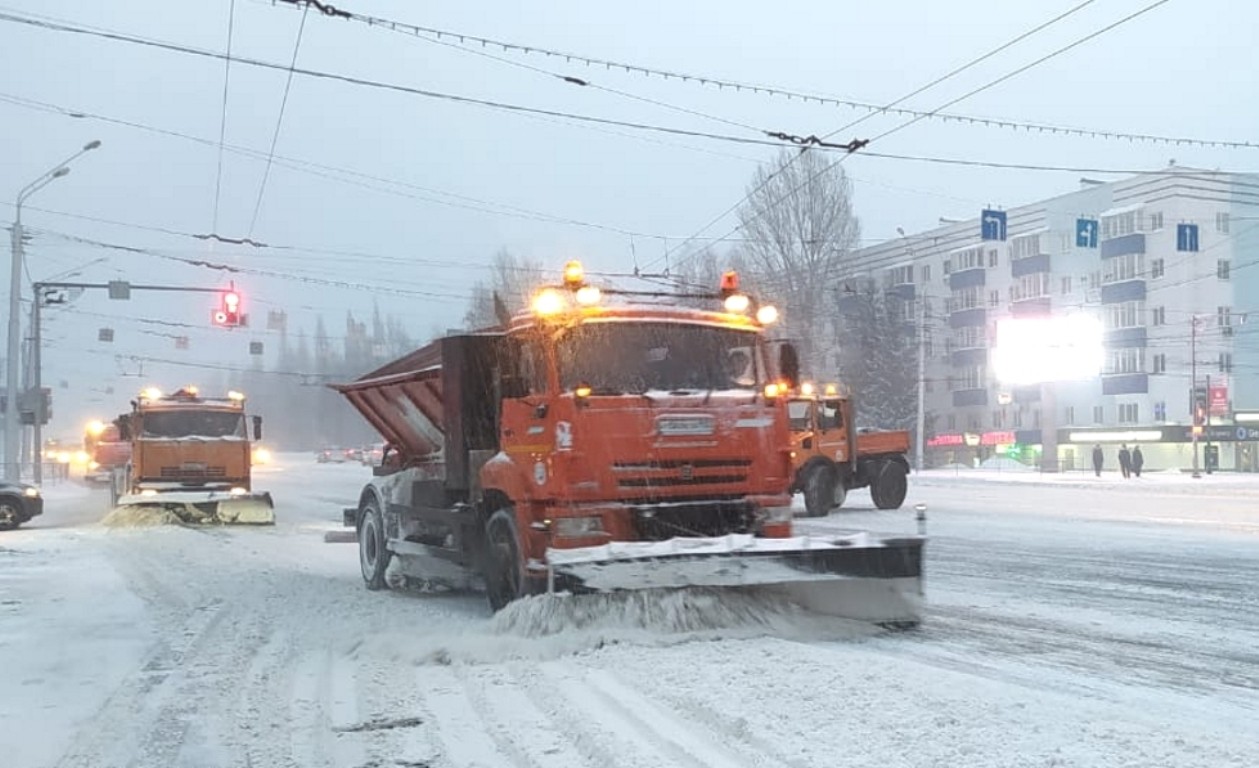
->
(545, 533, 924, 626)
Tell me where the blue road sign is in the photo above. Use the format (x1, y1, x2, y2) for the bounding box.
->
(1177, 223, 1199, 252)
(1075, 218, 1099, 248)
(981, 209, 1007, 241)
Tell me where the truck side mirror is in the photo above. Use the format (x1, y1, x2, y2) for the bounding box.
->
(115, 416, 131, 442)
(778, 343, 800, 390)
(252, 415, 263, 441)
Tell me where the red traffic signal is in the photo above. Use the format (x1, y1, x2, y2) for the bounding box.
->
(211, 290, 244, 327)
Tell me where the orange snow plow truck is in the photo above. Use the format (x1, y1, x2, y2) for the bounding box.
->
(334, 262, 923, 624)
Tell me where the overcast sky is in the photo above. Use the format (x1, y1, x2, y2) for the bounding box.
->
(1, 0, 1256, 436)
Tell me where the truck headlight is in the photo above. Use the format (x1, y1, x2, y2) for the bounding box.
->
(553, 516, 605, 538)
(23, 487, 40, 498)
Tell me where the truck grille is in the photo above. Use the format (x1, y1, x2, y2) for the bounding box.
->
(631, 499, 756, 540)
(160, 466, 227, 479)
(612, 458, 750, 491)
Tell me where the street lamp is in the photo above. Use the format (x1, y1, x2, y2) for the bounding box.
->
(6, 140, 101, 481)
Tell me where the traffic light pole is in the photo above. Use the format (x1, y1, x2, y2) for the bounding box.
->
(30, 280, 228, 485)
(1192, 316, 1200, 479)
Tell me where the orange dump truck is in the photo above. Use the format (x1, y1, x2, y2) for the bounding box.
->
(110, 387, 274, 524)
(83, 419, 132, 485)
(788, 386, 912, 517)
(334, 262, 923, 624)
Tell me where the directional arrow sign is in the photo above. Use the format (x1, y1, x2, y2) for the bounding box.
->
(1075, 218, 1098, 248)
(981, 209, 1007, 241)
(1177, 223, 1199, 252)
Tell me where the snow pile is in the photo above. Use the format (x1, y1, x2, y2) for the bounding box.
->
(978, 456, 1034, 472)
(100, 505, 180, 527)
(491, 587, 805, 637)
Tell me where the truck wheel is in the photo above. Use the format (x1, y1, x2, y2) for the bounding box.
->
(803, 465, 844, 517)
(484, 508, 526, 611)
(873, 461, 908, 510)
(358, 499, 391, 591)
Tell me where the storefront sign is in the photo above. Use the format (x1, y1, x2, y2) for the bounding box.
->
(927, 434, 965, 447)
(1209, 380, 1229, 416)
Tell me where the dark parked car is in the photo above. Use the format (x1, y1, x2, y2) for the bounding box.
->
(0, 481, 43, 529)
(317, 446, 350, 464)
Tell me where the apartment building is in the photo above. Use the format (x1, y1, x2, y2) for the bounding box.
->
(846, 166, 1259, 471)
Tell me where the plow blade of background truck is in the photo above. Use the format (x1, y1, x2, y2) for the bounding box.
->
(546, 533, 924, 625)
(112, 491, 275, 525)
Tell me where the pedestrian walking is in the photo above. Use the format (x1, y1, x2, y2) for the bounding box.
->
(1092, 443, 1104, 477)
(1132, 445, 1144, 478)
(1118, 444, 1132, 479)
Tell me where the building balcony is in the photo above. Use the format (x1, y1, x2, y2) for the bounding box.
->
(948, 268, 986, 291)
(886, 283, 916, 301)
(952, 389, 989, 408)
(1010, 297, 1052, 317)
(949, 307, 987, 328)
(1100, 279, 1146, 304)
(1010, 252, 1051, 278)
(1104, 327, 1147, 347)
(1101, 373, 1149, 395)
(950, 347, 988, 367)
(1100, 233, 1145, 259)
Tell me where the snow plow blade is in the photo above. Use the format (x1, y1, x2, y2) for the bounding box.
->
(112, 490, 275, 526)
(545, 532, 924, 626)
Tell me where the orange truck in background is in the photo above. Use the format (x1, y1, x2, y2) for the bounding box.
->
(788, 384, 911, 517)
(335, 261, 924, 625)
(83, 419, 131, 485)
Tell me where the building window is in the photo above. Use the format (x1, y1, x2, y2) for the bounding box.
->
(967, 415, 981, 432)
(949, 286, 982, 312)
(1089, 271, 1102, 290)
(1103, 252, 1144, 284)
(1105, 300, 1144, 331)
(988, 290, 1001, 308)
(958, 365, 986, 390)
(1119, 403, 1139, 423)
(1218, 306, 1233, 327)
(947, 414, 957, 430)
(1217, 212, 1230, 233)
(1152, 353, 1166, 373)
(1033, 409, 1041, 429)
(921, 264, 931, 282)
(1064, 406, 1075, 425)
(1148, 211, 1164, 230)
(988, 249, 999, 267)
(952, 326, 985, 349)
(1093, 405, 1104, 424)
(1102, 210, 1139, 239)
(992, 410, 1005, 428)
(1151, 258, 1164, 279)
(943, 259, 952, 275)
(1220, 353, 1234, 373)
(1012, 273, 1051, 302)
(885, 265, 914, 287)
(1012, 410, 1023, 428)
(1106, 347, 1145, 374)
(952, 247, 984, 272)
(1011, 234, 1043, 260)
(1061, 276, 1072, 294)
(1152, 306, 1165, 326)
(1218, 260, 1231, 280)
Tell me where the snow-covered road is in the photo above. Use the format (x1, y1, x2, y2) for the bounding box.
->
(2, 459, 1256, 767)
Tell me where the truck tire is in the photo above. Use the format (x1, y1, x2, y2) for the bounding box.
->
(484, 508, 527, 611)
(873, 461, 908, 510)
(803, 464, 844, 517)
(358, 499, 391, 591)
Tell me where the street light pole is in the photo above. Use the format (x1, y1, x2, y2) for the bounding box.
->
(5, 140, 100, 482)
(1191, 316, 1201, 478)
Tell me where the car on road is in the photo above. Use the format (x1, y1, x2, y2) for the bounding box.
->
(0, 481, 43, 529)
(316, 446, 350, 463)
(361, 442, 385, 466)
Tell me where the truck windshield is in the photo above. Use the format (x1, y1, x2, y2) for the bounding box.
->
(557, 322, 760, 394)
(141, 410, 245, 439)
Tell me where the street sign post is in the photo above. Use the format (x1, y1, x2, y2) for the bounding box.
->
(1177, 223, 1199, 252)
(981, 209, 1007, 241)
(1075, 218, 1098, 248)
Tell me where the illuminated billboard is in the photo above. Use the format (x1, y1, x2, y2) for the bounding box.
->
(991, 314, 1104, 386)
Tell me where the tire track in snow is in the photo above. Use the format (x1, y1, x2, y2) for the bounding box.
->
(527, 661, 752, 768)
(346, 653, 440, 767)
(419, 665, 532, 768)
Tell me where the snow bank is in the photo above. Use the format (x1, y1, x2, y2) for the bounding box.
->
(100, 506, 180, 527)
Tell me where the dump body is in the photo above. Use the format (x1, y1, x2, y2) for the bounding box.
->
(110, 388, 273, 524)
(337, 282, 923, 624)
(789, 394, 911, 515)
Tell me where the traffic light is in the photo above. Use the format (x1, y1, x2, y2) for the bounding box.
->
(212, 290, 244, 327)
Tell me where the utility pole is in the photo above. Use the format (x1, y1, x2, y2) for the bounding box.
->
(6, 140, 101, 482)
(1192, 316, 1201, 479)
(915, 286, 927, 472)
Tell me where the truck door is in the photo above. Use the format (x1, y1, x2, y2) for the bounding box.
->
(818, 398, 849, 463)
